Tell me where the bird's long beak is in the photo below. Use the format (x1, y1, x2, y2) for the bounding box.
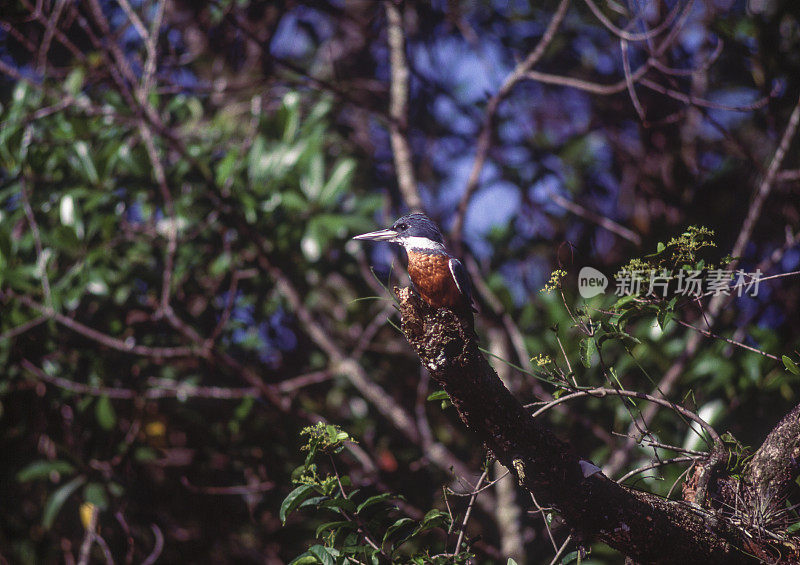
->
(352, 228, 398, 242)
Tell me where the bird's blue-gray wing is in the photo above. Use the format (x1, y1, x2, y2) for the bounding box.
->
(448, 257, 473, 305)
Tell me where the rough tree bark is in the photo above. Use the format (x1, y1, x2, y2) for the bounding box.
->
(395, 286, 799, 564)
(745, 402, 800, 506)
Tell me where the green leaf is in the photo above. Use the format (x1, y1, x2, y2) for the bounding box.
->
(318, 497, 357, 514)
(307, 545, 336, 565)
(786, 520, 800, 534)
(657, 306, 675, 330)
(281, 92, 301, 142)
(288, 552, 321, 565)
(298, 496, 327, 509)
(43, 475, 86, 529)
(356, 492, 395, 514)
(280, 484, 317, 524)
(72, 141, 99, 184)
(426, 390, 449, 401)
(16, 460, 75, 482)
(301, 153, 325, 201)
(247, 136, 271, 186)
(0, 227, 12, 261)
(782, 355, 800, 375)
(234, 396, 254, 421)
(382, 517, 414, 545)
(215, 150, 239, 187)
(598, 331, 641, 347)
(134, 447, 158, 462)
(315, 520, 357, 538)
(52, 225, 81, 252)
(656, 242, 665, 253)
(83, 482, 109, 510)
(319, 158, 355, 206)
(579, 338, 596, 368)
(95, 395, 116, 430)
(414, 508, 449, 533)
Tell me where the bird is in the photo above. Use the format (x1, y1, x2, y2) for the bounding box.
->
(353, 213, 475, 329)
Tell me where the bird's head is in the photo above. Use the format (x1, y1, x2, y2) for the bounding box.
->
(353, 213, 445, 251)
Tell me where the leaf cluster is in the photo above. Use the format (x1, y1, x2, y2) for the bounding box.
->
(281, 424, 471, 565)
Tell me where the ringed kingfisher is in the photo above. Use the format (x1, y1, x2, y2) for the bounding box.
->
(353, 213, 475, 328)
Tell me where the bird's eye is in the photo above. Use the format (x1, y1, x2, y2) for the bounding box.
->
(396, 223, 408, 231)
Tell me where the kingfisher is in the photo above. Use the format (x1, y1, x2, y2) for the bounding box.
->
(353, 213, 475, 328)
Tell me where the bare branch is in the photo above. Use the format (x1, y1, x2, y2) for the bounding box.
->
(0, 315, 47, 341)
(621, 38, 646, 121)
(638, 77, 776, 112)
(454, 469, 488, 554)
(729, 92, 800, 265)
(528, 386, 721, 448)
(385, 0, 423, 211)
(583, 0, 680, 43)
(617, 456, 696, 483)
(22, 359, 260, 400)
(141, 525, 164, 565)
(12, 292, 199, 358)
(36, 0, 68, 71)
(675, 319, 780, 361)
(548, 191, 642, 245)
(452, 0, 571, 246)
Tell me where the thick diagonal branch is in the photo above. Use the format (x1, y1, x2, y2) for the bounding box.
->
(396, 287, 755, 564)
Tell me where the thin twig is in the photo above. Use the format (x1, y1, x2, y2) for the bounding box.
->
(617, 456, 696, 483)
(621, 38, 645, 121)
(37, 0, 68, 71)
(142, 0, 165, 108)
(0, 315, 48, 341)
(674, 319, 780, 361)
(638, 77, 776, 113)
(548, 533, 573, 565)
(528, 386, 720, 446)
(729, 93, 800, 267)
(116, 0, 149, 44)
(141, 525, 164, 565)
(454, 469, 488, 554)
(529, 491, 559, 552)
(277, 371, 332, 393)
(181, 476, 275, 495)
(548, 191, 642, 245)
(583, 0, 679, 42)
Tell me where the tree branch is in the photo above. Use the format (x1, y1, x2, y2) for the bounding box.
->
(452, 0, 571, 247)
(605, 91, 800, 477)
(395, 286, 756, 564)
(384, 0, 423, 211)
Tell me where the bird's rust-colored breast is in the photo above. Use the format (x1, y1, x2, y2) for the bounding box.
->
(406, 250, 463, 308)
